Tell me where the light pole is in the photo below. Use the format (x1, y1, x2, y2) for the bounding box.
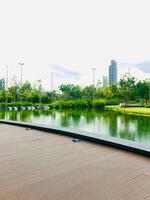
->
(5, 65, 8, 113)
(92, 67, 96, 102)
(51, 72, 53, 91)
(51, 72, 54, 101)
(38, 79, 42, 104)
(19, 63, 24, 105)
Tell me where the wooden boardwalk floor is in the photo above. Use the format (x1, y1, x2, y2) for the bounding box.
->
(0, 124, 150, 200)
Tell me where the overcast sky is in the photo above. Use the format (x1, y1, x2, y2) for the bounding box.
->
(0, 0, 150, 90)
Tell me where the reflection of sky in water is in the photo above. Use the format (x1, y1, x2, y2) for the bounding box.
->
(1, 110, 150, 145)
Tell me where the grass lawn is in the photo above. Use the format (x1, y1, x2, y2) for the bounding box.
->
(106, 105, 150, 115)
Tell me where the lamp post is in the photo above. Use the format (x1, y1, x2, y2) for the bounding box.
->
(19, 63, 24, 105)
(38, 79, 42, 104)
(51, 72, 54, 101)
(51, 72, 53, 91)
(5, 65, 8, 113)
(92, 67, 96, 102)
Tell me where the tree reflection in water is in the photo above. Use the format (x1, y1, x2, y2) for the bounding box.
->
(1, 109, 150, 144)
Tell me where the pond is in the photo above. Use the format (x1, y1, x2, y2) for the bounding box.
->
(0, 109, 150, 145)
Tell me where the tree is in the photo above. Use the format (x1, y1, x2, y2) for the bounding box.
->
(69, 85, 82, 99)
(119, 73, 136, 105)
(59, 84, 82, 100)
(136, 80, 150, 104)
(21, 81, 32, 102)
(96, 84, 119, 99)
(59, 84, 73, 100)
(31, 90, 40, 103)
(9, 75, 19, 102)
(82, 85, 96, 100)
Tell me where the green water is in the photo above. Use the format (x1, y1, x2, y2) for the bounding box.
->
(0, 109, 150, 145)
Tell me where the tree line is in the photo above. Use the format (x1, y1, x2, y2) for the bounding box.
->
(0, 73, 150, 106)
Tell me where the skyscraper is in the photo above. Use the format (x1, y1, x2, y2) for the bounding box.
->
(109, 60, 117, 86)
(103, 76, 108, 87)
(0, 79, 5, 90)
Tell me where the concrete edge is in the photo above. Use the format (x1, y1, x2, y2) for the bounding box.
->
(0, 120, 149, 157)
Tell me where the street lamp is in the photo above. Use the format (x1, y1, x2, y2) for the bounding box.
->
(19, 63, 24, 86)
(51, 72, 54, 102)
(51, 71, 53, 91)
(5, 65, 8, 112)
(5, 65, 8, 92)
(92, 67, 96, 102)
(0, 65, 8, 115)
(38, 79, 42, 104)
(19, 63, 24, 104)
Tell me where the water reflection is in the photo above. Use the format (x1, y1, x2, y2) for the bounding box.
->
(1, 109, 150, 144)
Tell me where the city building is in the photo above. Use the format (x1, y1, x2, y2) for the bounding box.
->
(103, 76, 108, 87)
(0, 79, 5, 90)
(109, 59, 117, 85)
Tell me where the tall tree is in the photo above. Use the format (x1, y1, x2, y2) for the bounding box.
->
(136, 80, 150, 104)
(119, 73, 136, 105)
(9, 75, 19, 102)
(82, 85, 96, 100)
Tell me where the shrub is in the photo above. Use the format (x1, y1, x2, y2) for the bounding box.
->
(105, 98, 121, 105)
(49, 100, 94, 109)
(93, 99, 105, 109)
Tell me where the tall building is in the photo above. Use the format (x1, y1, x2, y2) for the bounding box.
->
(109, 60, 117, 86)
(0, 79, 5, 90)
(103, 76, 108, 87)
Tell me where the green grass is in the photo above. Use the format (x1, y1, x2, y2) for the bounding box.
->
(106, 105, 150, 115)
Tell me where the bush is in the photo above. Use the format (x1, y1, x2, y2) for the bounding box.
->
(49, 100, 94, 109)
(105, 98, 121, 105)
(93, 99, 105, 110)
(7, 102, 33, 107)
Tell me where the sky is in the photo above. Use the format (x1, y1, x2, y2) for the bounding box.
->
(0, 0, 150, 90)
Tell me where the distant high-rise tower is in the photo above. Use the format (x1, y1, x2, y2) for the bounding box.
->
(109, 60, 117, 85)
(0, 79, 5, 90)
(103, 76, 108, 87)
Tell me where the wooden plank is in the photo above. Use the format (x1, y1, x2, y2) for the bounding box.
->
(0, 124, 149, 200)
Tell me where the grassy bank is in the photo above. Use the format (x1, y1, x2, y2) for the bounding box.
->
(106, 105, 150, 115)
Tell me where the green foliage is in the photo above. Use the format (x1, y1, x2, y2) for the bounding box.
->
(82, 85, 96, 99)
(6, 102, 33, 107)
(96, 84, 120, 99)
(119, 73, 136, 105)
(136, 80, 150, 103)
(49, 100, 94, 109)
(0, 73, 150, 110)
(59, 84, 82, 100)
(93, 99, 105, 109)
(105, 98, 121, 105)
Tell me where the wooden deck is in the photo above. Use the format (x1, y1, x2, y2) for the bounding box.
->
(0, 124, 150, 200)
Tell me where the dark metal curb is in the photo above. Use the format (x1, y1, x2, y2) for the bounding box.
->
(0, 120, 149, 157)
